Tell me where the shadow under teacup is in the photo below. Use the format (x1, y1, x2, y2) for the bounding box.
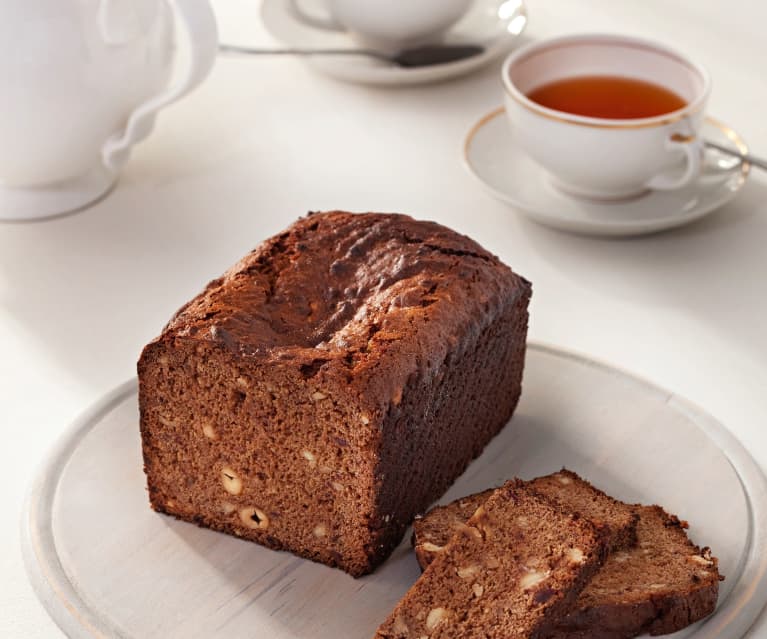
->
(502, 34, 711, 200)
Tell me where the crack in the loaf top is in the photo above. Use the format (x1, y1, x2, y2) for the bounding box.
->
(165, 213, 511, 356)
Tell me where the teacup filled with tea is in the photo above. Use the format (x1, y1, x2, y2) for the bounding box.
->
(502, 34, 711, 199)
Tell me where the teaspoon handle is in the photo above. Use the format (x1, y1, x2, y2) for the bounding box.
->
(705, 140, 767, 172)
(218, 43, 390, 63)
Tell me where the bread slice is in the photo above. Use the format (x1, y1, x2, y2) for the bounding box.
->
(413, 476, 722, 638)
(548, 505, 721, 638)
(413, 470, 637, 569)
(375, 480, 609, 639)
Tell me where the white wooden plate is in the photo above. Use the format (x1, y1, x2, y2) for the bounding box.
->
(22, 343, 767, 639)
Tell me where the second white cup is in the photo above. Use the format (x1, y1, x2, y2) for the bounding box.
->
(291, 0, 473, 54)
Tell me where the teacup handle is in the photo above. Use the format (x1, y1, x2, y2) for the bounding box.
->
(645, 131, 703, 191)
(101, 0, 218, 172)
(289, 0, 344, 31)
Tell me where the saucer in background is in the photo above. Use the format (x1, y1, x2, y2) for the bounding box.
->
(463, 107, 750, 237)
(260, 0, 527, 86)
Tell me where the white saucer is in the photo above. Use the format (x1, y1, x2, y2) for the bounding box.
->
(260, 0, 527, 86)
(463, 108, 750, 237)
(22, 344, 767, 638)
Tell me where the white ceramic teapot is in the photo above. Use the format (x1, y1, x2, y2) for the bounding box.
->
(0, 0, 218, 221)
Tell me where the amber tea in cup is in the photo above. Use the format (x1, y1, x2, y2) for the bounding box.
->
(526, 75, 687, 120)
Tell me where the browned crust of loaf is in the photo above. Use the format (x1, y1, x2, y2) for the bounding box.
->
(144, 211, 531, 419)
(138, 211, 532, 577)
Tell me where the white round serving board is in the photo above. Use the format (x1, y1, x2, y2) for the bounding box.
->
(22, 343, 767, 639)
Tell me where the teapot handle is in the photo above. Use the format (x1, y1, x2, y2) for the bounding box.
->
(102, 0, 218, 172)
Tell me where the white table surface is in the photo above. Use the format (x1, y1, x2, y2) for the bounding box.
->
(3, 1, 766, 637)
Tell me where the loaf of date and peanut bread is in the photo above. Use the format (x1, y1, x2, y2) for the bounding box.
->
(138, 211, 532, 576)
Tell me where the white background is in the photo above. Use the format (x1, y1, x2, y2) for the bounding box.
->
(2, 0, 766, 636)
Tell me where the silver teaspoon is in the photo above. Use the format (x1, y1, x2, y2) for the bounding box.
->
(219, 43, 485, 68)
(704, 140, 767, 172)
